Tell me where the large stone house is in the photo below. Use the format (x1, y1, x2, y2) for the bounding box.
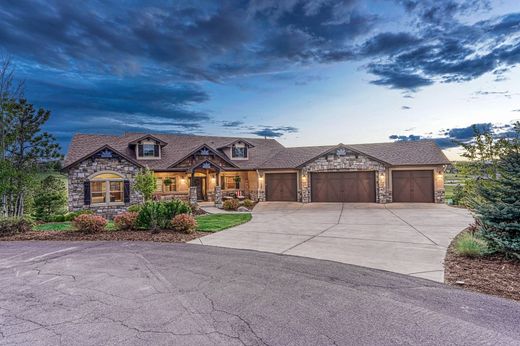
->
(63, 133, 450, 217)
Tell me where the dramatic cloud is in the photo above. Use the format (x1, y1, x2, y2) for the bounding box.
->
(389, 122, 508, 149)
(251, 126, 299, 138)
(0, 0, 519, 150)
(221, 121, 245, 128)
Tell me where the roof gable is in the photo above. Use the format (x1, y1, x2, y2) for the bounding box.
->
(62, 144, 144, 170)
(128, 134, 168, 146)
(168, 143, 238, 169)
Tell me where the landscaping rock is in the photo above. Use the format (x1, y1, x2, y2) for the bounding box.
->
(237, 206, 250, 212)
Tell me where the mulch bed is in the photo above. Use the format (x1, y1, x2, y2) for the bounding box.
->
(445, 230, 520, 301)
(1, 230, 207, 243)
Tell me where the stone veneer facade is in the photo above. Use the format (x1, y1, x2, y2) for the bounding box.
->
(300, 152, 390, 203)
(68, 156, 143, 218)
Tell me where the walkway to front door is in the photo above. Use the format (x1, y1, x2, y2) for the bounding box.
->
(191, 202, 473, 282)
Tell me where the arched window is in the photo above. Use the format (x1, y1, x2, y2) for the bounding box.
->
(90, 172, 124, 204)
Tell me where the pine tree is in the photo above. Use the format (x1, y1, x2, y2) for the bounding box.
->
(474, 151, 520, 259)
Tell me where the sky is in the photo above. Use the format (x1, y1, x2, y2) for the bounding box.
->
(1, 0, 519, 157)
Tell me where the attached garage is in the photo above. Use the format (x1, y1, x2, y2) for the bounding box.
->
(265, 173, 298, 201)
(392, 170, 434, 203)
(311, 172, 376, 202)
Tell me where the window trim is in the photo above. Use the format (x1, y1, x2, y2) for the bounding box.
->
(231, 143, 248, 159)
(136, 140, 161, 160)
(89, 171, 125, 206)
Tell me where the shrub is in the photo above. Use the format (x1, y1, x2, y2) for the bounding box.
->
(451, 184, 465, 206)
(113, 211, 138, 231)
(72, 214, 107, 233)
(0, 217, 34, 236)
(49, 214, 66, 222)
(33, 175, 67, 221)
(171, 214, 197, 234)
(48, 210, 93, 222)
(135, 200, 192, 231)
(162, 199, 191, 219)
(242, 199, 254, 208)
(455, 233, 490, 257)
(223, 199, 239, 211)
(127, 204, 142, 213)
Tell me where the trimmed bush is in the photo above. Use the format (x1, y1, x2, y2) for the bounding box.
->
(135, 200, 192, 230)
(171, 214, 197, 234)
(455, 233, 490, 257)
(223, 199, 239, 211)
(242, 199, 254, 208)
(113, 211, 138, 231)
(0, 217, 34, 236)
(48, 210, 93, 222)
(72, 214, 107, 233)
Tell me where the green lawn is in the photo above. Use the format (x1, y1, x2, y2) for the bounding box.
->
(444, 172, 468, 201)
(34, 221, 116, 231)
(195, 213, 252, 232)
(33, 214, 251, 233)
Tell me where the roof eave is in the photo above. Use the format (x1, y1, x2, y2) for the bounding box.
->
(62, 144, 145, 171)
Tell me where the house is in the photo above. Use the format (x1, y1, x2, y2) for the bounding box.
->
(63, 133, 450, 217)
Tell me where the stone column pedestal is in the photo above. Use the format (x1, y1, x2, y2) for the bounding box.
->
(189, 186, 198, 206)
(214, 186, 223, 208)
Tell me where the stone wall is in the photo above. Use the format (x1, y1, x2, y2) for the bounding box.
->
(67, 157, 142, 218)
(301, 152, 388, 203)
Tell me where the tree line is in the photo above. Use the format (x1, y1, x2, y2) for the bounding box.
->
(0, 57, 61, 217)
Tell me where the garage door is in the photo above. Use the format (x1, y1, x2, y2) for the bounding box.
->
(392, 170, 434, 203)
(311, 172, 376, 202)
(265, 173, 297, 201)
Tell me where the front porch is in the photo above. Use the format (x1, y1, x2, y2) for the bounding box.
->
(153, 169, 258, 203)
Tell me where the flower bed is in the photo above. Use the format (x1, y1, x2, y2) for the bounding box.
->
(445, 230, 520, 301)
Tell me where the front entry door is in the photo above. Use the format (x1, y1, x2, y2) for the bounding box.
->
(192, 177, 206, 200)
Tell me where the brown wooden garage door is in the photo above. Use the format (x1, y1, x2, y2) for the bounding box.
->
(311, 172, 376, 202)
(265, 173, 297, 201)
(392, 170, 434, 203)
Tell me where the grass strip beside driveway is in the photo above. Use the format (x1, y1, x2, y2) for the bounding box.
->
(34, 221, 116, 231)
(196, 213, 252, 232)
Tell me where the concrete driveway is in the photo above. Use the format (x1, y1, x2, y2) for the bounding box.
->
(1, 242, 519, 345)
(193, 202, 474, 282)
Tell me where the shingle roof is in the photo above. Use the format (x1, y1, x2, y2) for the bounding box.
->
(259, 145, 335, 169)
(63, 133, 450, 171)
(63, 133, 285, 170)
(348, 140, 451, 166)
(259, 141, 450, 168)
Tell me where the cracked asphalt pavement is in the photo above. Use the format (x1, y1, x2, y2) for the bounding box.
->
(0, 241, 519, 345)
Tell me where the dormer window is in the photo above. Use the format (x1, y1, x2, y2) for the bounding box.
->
(232, 143, 247, 159)
(137, 141, 160, 159)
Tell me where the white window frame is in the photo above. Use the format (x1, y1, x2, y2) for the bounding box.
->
(89, 171, 125, 206)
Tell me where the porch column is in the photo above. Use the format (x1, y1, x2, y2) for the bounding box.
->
(214, 186, 222, 208)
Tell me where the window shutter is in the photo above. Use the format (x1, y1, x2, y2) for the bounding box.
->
(154, 144, 159, 157)
(83, 181, 91, 205)
(138, 144, 144, 157)
(124, 180, 130, 203)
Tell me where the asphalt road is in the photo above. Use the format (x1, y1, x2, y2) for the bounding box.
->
(0, 241, 519, 345)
